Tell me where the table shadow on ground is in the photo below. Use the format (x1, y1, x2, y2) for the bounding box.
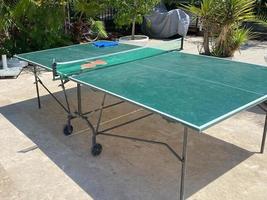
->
(0, 88, 254, 200)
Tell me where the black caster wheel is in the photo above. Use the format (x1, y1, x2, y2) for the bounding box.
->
(91, 143, 102, 156)
(63, 124, 73, 136)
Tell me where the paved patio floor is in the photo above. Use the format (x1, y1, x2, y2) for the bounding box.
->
(0, 37, 267, 200)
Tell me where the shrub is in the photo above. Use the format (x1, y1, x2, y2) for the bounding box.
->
(184, 0, 255, 57)
(112, 0, 160, 40)
(0, 0, 70, 56)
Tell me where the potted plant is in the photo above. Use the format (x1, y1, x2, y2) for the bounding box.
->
(112, 0, 160, 44)
(184, 0, 255, 57)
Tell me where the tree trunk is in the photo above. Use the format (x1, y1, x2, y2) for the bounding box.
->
(131, 17, 136, 40)
(203, 30, 210, 55)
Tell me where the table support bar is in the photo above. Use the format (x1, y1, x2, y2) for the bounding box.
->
(77, 83, 82, 114)
(33, 66, 41, 109)
(261, 114, 267, 153)
(180, 127, 188, 200)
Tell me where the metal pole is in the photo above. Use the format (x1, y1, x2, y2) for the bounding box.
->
(180, 37, 184, 50)
(90, 93, 106, 147)
(180, 127, 188, 200)
(77, 83, 82, 114)
(37, 78, 70, 113)
(95, 94, 106, 133)
(60, 77, 71, 113)
(260, 114, 267, 153)
(33, 66, 41, 109)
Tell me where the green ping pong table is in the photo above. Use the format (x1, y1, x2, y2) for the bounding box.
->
(15, 40, 267, 200)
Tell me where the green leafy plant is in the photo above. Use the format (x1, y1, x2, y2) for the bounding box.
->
(211, 0, 255, 57)
(212, 27, 253, 57)
(70, 0, 108, 42)
(254, 1, 267, 26)
(0, 0, 110, 55)
(0, 0, 70, 56)
(255, 0, 267, 16)
(184, 0, 255, 57)
(112, 0, 160, 40)
(73, 0, 107, 18)
(183, 0, 222, 55)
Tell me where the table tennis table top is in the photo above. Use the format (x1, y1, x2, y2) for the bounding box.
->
(15, 41, 267, 131)
(15, 42, 140, 71)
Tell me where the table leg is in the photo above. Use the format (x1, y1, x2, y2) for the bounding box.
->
(77, 83, 82, 114)
(260, 114, 267, 153)
(180, 127, 188, 200)
(33, 65, 41, 109)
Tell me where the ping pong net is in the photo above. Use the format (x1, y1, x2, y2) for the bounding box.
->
(54, 39, 182, 77)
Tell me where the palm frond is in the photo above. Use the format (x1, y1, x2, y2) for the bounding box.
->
(89, 18, 108, 38)
(253, 14, 267, 27)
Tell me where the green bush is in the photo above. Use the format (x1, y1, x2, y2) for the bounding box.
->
(70, 0, 108, 42)
(184, 0, 255, 57)
(0, 0, 70, 56)
(112, 0, 160, 40)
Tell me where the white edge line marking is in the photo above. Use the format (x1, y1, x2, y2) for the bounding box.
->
(70, 77, 267, 133)
(140, 63, 264, 96)
(179, 51, 267, 68)
(14, 38, 181, 69)
(199, 95, 267, 130)
(13, 56, 52, 71)
(56, 45, 148, 65)
(15, 40, 266, 133)
(14, 43, 147, 68)
(69, 77, 202, 131)
(56, 42, 175, 65)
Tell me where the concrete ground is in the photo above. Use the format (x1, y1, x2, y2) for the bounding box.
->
(0, 36, 267, 200)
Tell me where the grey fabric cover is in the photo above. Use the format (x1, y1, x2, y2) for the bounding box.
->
(142, 3, 190, 38)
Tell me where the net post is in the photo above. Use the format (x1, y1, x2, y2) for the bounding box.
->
(52, 59, 57, 80)
(180, 37, 184, 50)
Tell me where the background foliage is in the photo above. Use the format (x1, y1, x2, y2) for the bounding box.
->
(184, 0, 256, 57)
(0, 0, 109, 56)
(69, 0, 108, 42)
(112, 0, 160, 39)
(0, 0, 70, 56)
(1, 0, 266, 57)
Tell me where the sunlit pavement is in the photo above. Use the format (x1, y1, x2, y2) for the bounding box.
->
(0, 36, 267, 200)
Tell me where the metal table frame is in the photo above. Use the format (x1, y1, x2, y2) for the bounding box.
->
(30, 61, 267, 199)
